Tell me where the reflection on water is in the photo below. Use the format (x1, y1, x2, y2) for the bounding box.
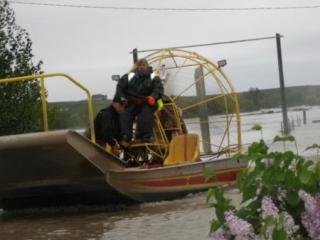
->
(0, 191, 240, 240)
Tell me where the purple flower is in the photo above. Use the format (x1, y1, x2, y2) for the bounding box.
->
(283, 213, 299, 237)
(211, 229, 227, 240)
(298, 190, 320, 239)
(224, 211, 255, 239)
(261, 196, 279, 219)
(298, 190, 316, 213)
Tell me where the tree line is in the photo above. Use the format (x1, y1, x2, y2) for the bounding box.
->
(0, 0, 42, 136)
(238, 86, 320, 112)
(45, 85, 320, 130)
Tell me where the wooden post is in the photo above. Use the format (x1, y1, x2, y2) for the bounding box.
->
(303, 110, 307, 125)
(195, 66, 212, 153)
(276, 33, 290, 135)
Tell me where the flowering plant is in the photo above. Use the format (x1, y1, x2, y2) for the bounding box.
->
(207, 127, 320, 239)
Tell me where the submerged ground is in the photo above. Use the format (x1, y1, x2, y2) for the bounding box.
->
(0, 106, 319, 240)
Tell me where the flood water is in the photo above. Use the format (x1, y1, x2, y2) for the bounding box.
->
(240, 106, 320, 156)
(0, 190, 240, 240)
(0, 106, 319, 240)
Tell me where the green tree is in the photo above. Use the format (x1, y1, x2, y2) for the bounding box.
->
(248, 87, 263, 110)
(0, 0, 43, 136)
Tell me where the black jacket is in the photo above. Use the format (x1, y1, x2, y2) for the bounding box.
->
(94, 105, 121, 146)
(116, 72, 164, 103)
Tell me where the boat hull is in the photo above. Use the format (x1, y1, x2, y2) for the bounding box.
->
(0, 130, 131, 210)
(107, 157, 245, 202)
(0, 130, 245, 210)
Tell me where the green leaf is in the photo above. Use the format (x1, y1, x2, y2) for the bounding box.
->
(282, 151, 294, 167)
(285, 171, 300, 190)
(242, 183, 257, 202)
(273, 135, 282, 143)
(203, 169, 216, 180)
(210, 220, 222, 233)
(274, 171, 285, 183)
(304, 160, 314, 168)
(315, 162, 320, 180)
(298, 165, 312, 185)
(248, 140, 268, 156)
(255, 161, 266, 172)
(272, 226, 287, 240)
(250, 124, 262, 131)
(286, 191, 300, 207)
(213, 188, 234, 223)
(305, 143, 320, 151)
(236, 170, 247, 190)
(237, 199, 260, 219)
(206, 188, 215, 204)
(286, 135, 296, 142)
(260, 216, 276, 237)
(273, 135, 295, 143)
(214, 187, 224, 203)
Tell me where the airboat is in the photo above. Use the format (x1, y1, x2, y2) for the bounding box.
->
(0, 49, 245, 210)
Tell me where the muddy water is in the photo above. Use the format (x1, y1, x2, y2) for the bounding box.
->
(1, 107, 319, 239)
(0, 191, 240, 240)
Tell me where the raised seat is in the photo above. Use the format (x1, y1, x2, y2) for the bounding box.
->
(163, 134, 200, 166)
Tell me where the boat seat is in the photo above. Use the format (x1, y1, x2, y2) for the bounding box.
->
(163, 134, 200, 166)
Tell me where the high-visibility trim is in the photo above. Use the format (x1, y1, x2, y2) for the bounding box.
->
(128, 72, 135, 81)
(150, 72, 157, 80)
(128, 72, 158, 81)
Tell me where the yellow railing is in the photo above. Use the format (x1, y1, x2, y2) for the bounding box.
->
(0, 73, 96, 143)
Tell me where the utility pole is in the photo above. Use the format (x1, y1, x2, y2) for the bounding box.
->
(276, 33, 290, 135)
(195, 66, 212, 153)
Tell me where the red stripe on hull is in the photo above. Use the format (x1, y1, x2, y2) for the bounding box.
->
(136, 169, 241, 188)
(138, 178, 188, 187)
(189, 171, 237, 185)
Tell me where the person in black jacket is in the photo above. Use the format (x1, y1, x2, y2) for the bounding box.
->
(116, 58, 164, 146)
(94, 97, 125, 154)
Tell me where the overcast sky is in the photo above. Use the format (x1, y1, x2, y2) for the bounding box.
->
(9, 0, 320, 101)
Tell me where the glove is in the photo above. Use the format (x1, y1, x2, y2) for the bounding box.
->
(157, 99, 164, 111)
(146, 96, 156, 106)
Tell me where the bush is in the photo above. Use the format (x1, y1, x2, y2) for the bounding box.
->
(207, 127, 320, 239)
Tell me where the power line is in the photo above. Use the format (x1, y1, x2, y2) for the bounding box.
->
(8, 1, 320, 11)
(132, 35, 282, 53)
